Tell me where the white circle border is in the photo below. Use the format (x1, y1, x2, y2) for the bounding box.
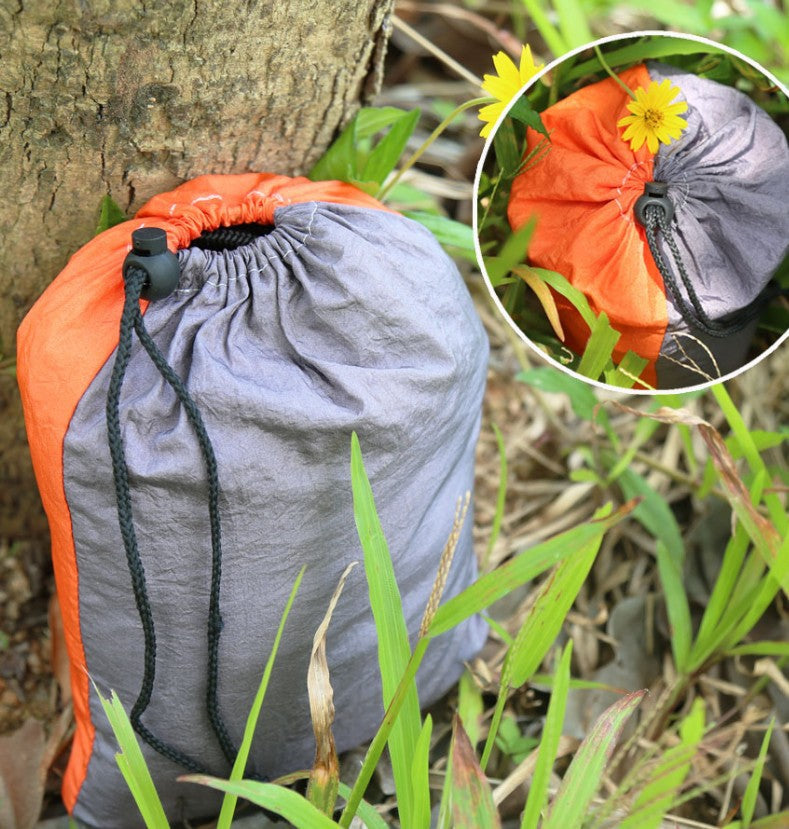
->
(472, 30, 789, 395)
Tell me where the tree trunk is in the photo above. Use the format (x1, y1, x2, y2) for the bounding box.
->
(0, 0, 393, 536)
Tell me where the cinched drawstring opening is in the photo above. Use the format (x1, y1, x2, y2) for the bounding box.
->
(635, 181, 785, 339)
(106, 226, 271, 776)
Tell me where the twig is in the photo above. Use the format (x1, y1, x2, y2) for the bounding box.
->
(392, 15, 483, 88)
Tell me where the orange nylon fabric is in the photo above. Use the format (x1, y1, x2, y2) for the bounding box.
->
(15, 173, 390, 812)
(507, 64, 667, 387)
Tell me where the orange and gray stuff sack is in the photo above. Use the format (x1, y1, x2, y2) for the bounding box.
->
(17, 173, 489, 827)
(508, 62, 789, 388)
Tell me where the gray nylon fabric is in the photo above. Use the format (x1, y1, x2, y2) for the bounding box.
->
(63, 202, 489, 827)
(648, 61, 789, 388)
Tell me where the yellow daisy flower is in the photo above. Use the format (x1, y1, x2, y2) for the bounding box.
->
(479, 45, 545, 138)
(617, 79, 689, 154)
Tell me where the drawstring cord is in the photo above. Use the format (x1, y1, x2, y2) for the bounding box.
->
(636, 182, 785, 339)
(106, 227, 254, 772)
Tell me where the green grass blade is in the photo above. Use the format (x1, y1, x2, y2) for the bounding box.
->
(619, 697, 704, 829)
(567, 37, 725, 81)
(553, 0, 594, 48)
(516, 366, 600, 422)
(521, 640, 572, 828)
(577, 312, 621, 380)
(216, 565, 305, 828)
(409, 714, 433, 829)
(338, 638, 430, 827)
(336, 782, 389, 829)
(481, 513, 607, 769)
(429, 501, 634, 637)
(484, 424, 508, 570)
(484, 220, 536, 284)
(187, 777, 339, 828)
(507, 524, 602, 689)
(350, 432, 421, 821)
(451, 716, 502, 829)
(742, 718, 774, 827)
(458, 669, 484, 749)
(543, 690, 646, 829)
(520, 0, 568, 56)
(618, 468, 692, 672)
(727, 641, 789, 658)
(93, 685, 169, 828)
(402, 211, 476, 258)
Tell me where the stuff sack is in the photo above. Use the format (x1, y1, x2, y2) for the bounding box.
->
(508, 62, 789, 388)
(17, 173, 489, 827)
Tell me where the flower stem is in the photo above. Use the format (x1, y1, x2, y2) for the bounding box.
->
(377, 96, 491, 201)
(594, 44, 635, 99)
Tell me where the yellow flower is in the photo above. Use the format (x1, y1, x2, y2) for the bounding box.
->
(479, 45, 544, 138)
(617, 79, 689, 154)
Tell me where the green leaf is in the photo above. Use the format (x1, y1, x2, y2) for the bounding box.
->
(362, 109, 420, 185)
(350, 432, 420, 820)
(516, 366, 599, 422)
(553, 0, 594, 49)
(493, 116, 523, 175)
(403, 211, 475, 256)
(185, 778, 339, 828)
(567, 37, 726, 81)
(576, 312, 620, 380)
(742, 719, 774, 827)
(94, 686, 169, 828)
(726, 641, 789, 658)
(533, 267, 596, 329)
(450, 716, 502, 829)
(217, 566, 305, 827)
(605, 350, 650, 389)
(355, 107, 413, 140)
(508, 97, 549, 140)
(484, 219, 536, 285)
(428, 503, 632, 637)
(409, 714, 433, 829)
(543, 691, 646, 829)
(95, 195, 126, 235)
(521, 641, 573, 828)
(309, 119, 358, 182)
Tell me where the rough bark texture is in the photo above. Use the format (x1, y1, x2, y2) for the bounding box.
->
(0, 0, 393, 536)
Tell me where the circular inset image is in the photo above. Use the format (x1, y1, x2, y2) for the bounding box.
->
(475, 33, 789, 392)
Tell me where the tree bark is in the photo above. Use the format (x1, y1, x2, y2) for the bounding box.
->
(0, 0, 393, 536)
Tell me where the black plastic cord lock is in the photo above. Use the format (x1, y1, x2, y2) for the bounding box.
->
(123, 227, 180, 301)
(634, 181, 674, 228)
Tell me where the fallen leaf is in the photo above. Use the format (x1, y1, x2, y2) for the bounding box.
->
(0, 718, 46, 829)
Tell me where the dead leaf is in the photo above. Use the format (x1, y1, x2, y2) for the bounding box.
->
(306, 561, 357, 815)
(48, 593, 71, 705)
(512, 266, 565, 342)
(0, 719, 45, 829)
(451, 715, 502, 828)
(611, 403, 785, 595)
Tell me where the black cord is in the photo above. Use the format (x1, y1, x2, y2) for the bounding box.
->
(643, 203, 784, 338)
(106, 263, 237, 770)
